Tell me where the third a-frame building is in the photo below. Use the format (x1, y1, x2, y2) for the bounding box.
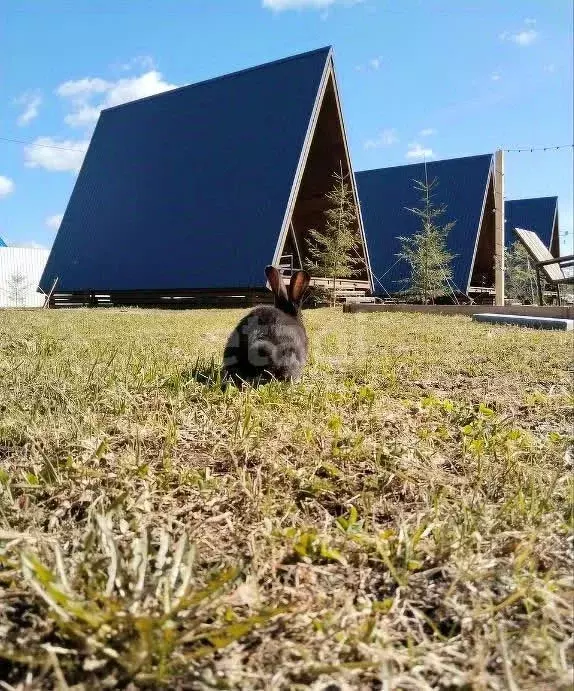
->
(39, 46, 373, 307)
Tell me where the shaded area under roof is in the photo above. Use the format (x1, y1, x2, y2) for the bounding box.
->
(0, 237, 6, 247)
(505, 196, 559, 256)
(39, 46, 333, 293)
(356, 154, 494, 294)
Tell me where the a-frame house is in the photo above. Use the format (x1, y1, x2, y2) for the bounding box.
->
(39, 47, 373, 307)
(356, 154, 497, 300)
(505, 196, 560, 257)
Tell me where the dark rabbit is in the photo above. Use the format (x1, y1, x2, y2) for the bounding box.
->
(222, 265, 311, 386)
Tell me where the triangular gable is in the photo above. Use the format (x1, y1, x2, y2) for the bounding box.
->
(505, 197, 559, 256)
(272, 50, 373, 292)
(0, 236, 6, 248)
(356, 154, 493, 295)
(467, 161, 496, 292)
(40, 47, 349, 293)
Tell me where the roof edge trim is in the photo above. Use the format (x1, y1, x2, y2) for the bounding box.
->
(356, 152, 495, 177)
(506, 195, 558, 204)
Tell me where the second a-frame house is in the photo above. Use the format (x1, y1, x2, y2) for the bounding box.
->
(39, 46, 373, 307)
(356, 154, 496, 299)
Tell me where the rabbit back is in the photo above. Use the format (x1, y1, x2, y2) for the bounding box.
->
(223, 305, 308, 385)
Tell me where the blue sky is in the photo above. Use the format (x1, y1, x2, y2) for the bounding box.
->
(1, 0, 572, 253)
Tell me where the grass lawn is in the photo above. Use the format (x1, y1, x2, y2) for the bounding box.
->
(0, 307, 572, 690)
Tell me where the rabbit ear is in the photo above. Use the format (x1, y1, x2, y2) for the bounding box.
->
(288, 270, 311, 306)
(265, 265, 289, 302)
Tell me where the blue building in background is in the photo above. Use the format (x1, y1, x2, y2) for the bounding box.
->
(505, 197, 560, 256)
(356, 154, 496, 299)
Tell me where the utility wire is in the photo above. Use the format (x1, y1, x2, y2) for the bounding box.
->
(0, 135, 572, 155)
(502, 144, 573, 153)
(0, 136, 87, 152)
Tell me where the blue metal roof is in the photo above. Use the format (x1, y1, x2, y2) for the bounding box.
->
(356, 154, 493, 294)
(0, 237, 6, 247)
(39, 47, 332, 292)
(505, 196, 558, 254)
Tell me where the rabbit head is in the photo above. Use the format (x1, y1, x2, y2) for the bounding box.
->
(264, 265, 310, 318)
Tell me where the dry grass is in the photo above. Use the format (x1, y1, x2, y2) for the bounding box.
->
(0, 307, 572, 690)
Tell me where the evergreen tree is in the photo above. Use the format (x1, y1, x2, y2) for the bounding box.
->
(305, 164, 363, 306)
(504, 239, 536, 303)
(397, 170, 456, 303)
(7, 272, 30, 307)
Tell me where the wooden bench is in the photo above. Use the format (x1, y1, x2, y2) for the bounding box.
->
(514, 227, 574, 306)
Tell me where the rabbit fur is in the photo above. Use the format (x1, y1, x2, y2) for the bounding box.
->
(222, 265, 311, 386)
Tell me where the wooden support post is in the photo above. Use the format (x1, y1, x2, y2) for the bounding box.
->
(494, 149, 505, 305)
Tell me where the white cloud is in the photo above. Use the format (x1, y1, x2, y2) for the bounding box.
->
(104, 71, 177, 108)
(15, 91, 42, 126)
(24, 137, 89, 173)
(356, 54, 383, 72)
(405, 142, 434, 160)
(364, 128, 399, 150)
(64, 105, 101, 128)
(262, 0, 361, 10)
(419, 127, 436, 137)
(491, 72, 502, 81)
(0, 176, 15, 198)
(46, 213, 64, 230)
(58, 70, 178, 130)
(25, 59, 177, 177)
(56, 77, 110, 98)
(499, 28, 538, 46)
(512, 29, 538, 46)
(524, 18, 536, 25)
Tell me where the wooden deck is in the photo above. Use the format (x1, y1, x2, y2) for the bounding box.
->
(48, 278, 373, 309)
(48, 289, 276, 309)
(309, 277, 371, 291)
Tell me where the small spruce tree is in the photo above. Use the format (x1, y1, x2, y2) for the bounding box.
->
(504, 239, 536, 303)
(305, 164, 363, 306)
(7, 272, 30, 307)
(397, 171, 456, 303)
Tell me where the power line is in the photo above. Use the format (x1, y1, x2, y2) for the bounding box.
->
(502, 144, 573, 153)
(2, 131, 574, 156)
(0, 136, 87, 153)
(1, 135, 572, 156)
